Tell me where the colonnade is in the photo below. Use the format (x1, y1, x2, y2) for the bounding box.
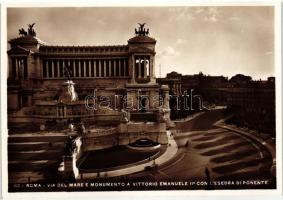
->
(42, 58, 129, 78)
(134, 56, 150, 79)
(11, 57, 28, 79)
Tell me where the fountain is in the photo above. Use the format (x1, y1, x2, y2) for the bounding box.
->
(57, 79, 84, 179)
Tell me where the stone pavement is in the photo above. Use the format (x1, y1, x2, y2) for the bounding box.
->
(171, 112, 205, 123)
(78, 130, 178, 179)
(214, 118, 276, 177)
(150, 128, 273, 185)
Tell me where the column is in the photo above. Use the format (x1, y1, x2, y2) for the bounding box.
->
(51, 59, 54, 78)
(72, 60, 76, 77)
(143, 57, 147, 78)
(109, 60, 112, 77)
(38, 57, 43, 79)
(124, 59, 127, 76)
(131, 56, 135, 82)
(93, 60, 97, 77)
(118, 59, 121, 77)
(149, 56, 154, 81)
(138, 57, 141, 78)
(17, 59, 21, 79)
(113, 59, 116, 77)
(15, 58, 19, 80)
(57, 60, 60, 78)
(78, 60, 81, 77)
(88, 60, 92, 77)
(47, 60, 50, 78)
(9, 57, 13, 79)
(68, 60, 71, 77)
(98, 60, 101, 77)
(84, 60, 87, 77)
(62, 60, 66, 78)
(104, 60, 106, 77)
(120, 59, 122, 77)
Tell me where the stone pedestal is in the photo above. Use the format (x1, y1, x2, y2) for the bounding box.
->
(62, 155, 79, 179)
(161, 85, 175, 128)
(118, 123, 128, 133)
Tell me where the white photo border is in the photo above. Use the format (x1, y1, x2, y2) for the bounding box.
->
(1, 0, 282, 199)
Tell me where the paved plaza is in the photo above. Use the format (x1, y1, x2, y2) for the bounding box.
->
(8, 109, 275, 190)
(101, 110, 275, 189)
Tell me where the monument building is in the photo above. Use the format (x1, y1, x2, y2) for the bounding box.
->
(7, 23, 170, 130)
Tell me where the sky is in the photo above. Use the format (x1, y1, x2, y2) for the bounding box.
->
(7, 6, 274, 79)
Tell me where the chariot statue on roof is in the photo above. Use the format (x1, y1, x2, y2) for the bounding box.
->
(18, 23, 37, 37)
(28, 23, 36, 37)
(135, 23, 149, 36)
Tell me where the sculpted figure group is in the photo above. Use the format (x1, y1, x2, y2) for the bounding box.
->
(135, 23, 149, 36)
(19, 23, 36, 37)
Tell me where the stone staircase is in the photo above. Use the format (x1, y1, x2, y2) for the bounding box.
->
(8, 133, 71, 183)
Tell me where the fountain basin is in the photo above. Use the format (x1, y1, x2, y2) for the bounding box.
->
(78, 145, 165, 172)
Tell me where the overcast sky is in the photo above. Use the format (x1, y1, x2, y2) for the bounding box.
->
(7, 7, 274, 79)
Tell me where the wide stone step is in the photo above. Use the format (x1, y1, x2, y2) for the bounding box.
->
(8, 150, 64, 161)
(9, 171, 48, 183)
(8, 135, 69, 143)
(8, 141, 65, 151)
(8, 160, 61, 172)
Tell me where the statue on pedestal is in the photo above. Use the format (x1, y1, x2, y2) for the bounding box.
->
(121, 109, 129, 123)
(58, 65, 77, 103)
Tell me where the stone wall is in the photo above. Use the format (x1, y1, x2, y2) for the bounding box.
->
(82, 122, 168, 151)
